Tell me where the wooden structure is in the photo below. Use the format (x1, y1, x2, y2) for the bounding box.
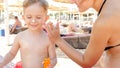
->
(53, 0, 72, 3)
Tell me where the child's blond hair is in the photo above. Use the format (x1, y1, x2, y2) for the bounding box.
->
(23, 0, 49, 11)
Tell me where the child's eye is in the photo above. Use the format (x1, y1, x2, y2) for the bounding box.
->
(36, 16, 42, 19)
(27, 16, 32, 19)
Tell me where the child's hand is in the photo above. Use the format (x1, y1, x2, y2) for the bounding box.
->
(47, 63, 54, 68)
(43, 58, 56, 68)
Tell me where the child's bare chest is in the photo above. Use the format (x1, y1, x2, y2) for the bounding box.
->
(20, 36, 49, 52)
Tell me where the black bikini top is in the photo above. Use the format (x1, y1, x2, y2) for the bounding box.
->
(97, 0, 106, 16)
(104, 44, 120, 51)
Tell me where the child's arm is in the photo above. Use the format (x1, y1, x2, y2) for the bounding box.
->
(0, 35, 20, 67)
(48, 43, 57, 68)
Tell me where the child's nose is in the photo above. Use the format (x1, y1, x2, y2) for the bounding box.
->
(32, 19, 36, 23)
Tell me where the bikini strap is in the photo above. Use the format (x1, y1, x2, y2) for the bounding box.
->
(104, 44, 120, 51)
(97, 0, 106, 16)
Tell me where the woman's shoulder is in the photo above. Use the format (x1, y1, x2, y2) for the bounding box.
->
(94, 12, 120, 32)
(91, 18, 113, 37)
(93, 19, 111, 30)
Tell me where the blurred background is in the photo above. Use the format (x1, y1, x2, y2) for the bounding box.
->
(0, 0, 98, 45)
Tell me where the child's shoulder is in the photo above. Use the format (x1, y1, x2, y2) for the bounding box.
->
(16, 30, 27, 38)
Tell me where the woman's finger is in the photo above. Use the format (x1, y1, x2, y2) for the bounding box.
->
(56, 22, 60, 31)
(49, 22, 54, 30)
(45, 23, 52, 35)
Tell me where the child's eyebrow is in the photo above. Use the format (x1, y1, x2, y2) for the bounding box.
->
(37, 15, 44, 17)
(37, 15, 42, 16)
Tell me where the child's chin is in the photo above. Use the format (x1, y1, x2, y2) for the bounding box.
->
(30, 28, 39, 31)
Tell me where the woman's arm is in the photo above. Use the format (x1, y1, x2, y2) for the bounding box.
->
(45, 19, 111, 67)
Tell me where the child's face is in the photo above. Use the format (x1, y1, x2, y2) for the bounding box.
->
(23, 3, 48, 30)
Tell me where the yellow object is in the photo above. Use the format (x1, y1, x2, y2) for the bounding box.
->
(44, 58, 50, 68)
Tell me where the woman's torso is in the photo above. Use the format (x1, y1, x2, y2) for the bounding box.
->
(100, 0, 120, 68)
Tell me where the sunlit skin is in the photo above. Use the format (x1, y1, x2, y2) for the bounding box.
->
(0, 3, 57, 68)
(44, 0, 120, 68)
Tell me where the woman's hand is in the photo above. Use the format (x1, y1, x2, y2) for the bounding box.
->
(44, 22, 61, 43)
